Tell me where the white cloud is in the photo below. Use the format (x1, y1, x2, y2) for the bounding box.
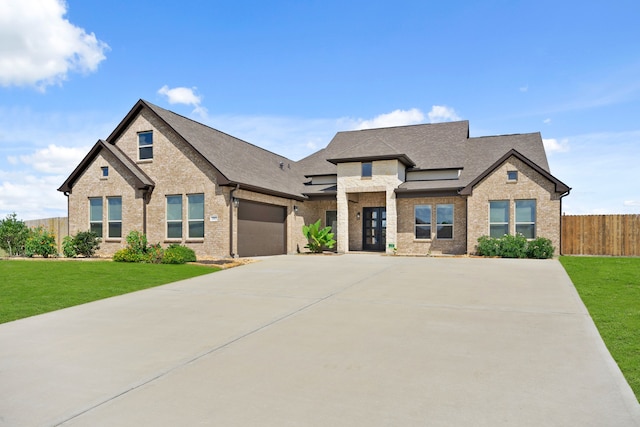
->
(18, 144, 89, 174)
(0, 174, 68, 220)
(0, 0, 109, 89)
(158, 85, 208, 118)
(427, 105, 461, 123)
(519, 85, 529, 92)
(623, 200, 640, 207)
(543, 118, 552, 124)
(543, 138, 570, 153)
(355, 108, 425, 130)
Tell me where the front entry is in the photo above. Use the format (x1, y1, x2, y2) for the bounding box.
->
(362, 207, 386, 251)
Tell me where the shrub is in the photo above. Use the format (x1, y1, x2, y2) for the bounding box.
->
(24, 226, 57, 258)
(302, 219, 336, 253)
(62, 235, 77, 258)
(162, 244, 196, 264)
(0, 213, 30, 256)
(526, 237, 555, 259)
(70, 231, 101, 257)
(476, 234, 555, 259)
(476, 235, 501, 257)
(146, 243, 164, 264)
(499, 233, 528, 258)
(113, 247, 146, 263)
(126, 230, 148, 255)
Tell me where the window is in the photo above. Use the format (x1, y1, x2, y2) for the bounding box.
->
(166, 195, 182, 239)
(89, 197, 103, 237)
(515, 199, 536, 239)
(188, 194, 205, 238)
(489, 201, 509, 238)
(138, 131, 153, 160)
(436, 204, 454, 239)
(361, 162, 372, 177)
(326, 210, 337, 238)
(107, 197, 122, 238)
(414, 205, 432, 239)
(101, 166, 109, 178)
(507, 170, 518, 181)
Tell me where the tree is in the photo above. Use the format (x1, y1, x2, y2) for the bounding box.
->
(0, 213, 30, 256)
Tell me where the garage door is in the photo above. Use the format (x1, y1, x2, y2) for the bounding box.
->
(237, 200, 287, 257)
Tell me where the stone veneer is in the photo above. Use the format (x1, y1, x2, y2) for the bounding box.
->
(466, 156, 562, 255)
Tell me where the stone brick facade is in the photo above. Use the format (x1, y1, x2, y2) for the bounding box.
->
(466, 156, 562, 255)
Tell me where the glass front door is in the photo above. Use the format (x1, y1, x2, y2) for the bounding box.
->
(362, 207, 386, 251)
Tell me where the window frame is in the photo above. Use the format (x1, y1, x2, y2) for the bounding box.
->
(435, 204, 454, 240)
(414, 205, 432, 240)
(361, 162, 372, 178)
(515, 199, 536, 239)
(325, 210, 337, 238)
(89, 197, 103, 238)
(166, 195, 183, 239)
(187, 194, 205, 239)
(107, 196, 122, 239)
(138, 131, 153, 161)
(507, 170, 518, 182)
(489, 200, 510, 238)
(100, 166, 109, 178)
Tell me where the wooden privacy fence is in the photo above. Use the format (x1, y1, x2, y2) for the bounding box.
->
(561, 214, 640, 256)
(24, 217, 68, 255)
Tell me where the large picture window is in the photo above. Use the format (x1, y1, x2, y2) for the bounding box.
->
(414, 205, 432, 239)
(89, 197, 103, 237)
(436, 204, 454, 239)
(489, 201, 509, 238)
(188, 194, 205, 238)
(515, 199, 536, 239)
(107, 197, 122, 238)
(166, 195, 183, 239)
(138, 131, 153, 160)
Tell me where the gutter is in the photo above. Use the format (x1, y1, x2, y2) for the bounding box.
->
(559, 188, 572, 255)
(229, 184, 240, 258)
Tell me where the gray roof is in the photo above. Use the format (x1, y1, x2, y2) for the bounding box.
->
(113, 100, 308, 200)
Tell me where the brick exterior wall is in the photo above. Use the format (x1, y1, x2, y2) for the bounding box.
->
(396, 196, 467, 255)
(466, 157, 562, 255)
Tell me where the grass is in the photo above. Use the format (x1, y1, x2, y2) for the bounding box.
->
(560, 256, 640, 401)
(0, 260, 218, 324)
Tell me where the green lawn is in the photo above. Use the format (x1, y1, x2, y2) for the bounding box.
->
(560, 256, 640, 401)
(0, 260, 218, 324)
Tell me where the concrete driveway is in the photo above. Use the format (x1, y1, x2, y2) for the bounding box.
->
(1, 255, 639, 426)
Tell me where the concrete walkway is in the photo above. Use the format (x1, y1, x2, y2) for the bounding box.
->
(1, 255, 639, 426)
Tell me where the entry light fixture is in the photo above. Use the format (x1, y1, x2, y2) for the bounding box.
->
(293, 205, 299, 213)
(233, 197, 239, 208)
(356, 212, 361, 220)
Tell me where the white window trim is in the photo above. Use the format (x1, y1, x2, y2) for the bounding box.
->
(89, 197, 103, 237)
(414, 204, 432, 240)
(138, 131, 153, 161)
(107, 196, 122, 239)
(515, 199, 536, 239)
(187, 194, 205, 239)
(488, 200, 510, 238)
(435, 204, 454, 240)
(166, 195, 183, 240)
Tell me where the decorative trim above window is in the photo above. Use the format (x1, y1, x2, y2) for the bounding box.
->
(138, 131, 153, 161)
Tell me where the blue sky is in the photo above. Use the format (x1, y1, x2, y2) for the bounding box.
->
(1, 0, 639, 219)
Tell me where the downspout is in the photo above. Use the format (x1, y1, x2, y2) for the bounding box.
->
(229, 184, 240, 258)
(64, 192, 70, 251)
(559, 189, 571, 255)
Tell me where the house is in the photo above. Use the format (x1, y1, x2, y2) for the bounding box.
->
(58, 99, 570, 258)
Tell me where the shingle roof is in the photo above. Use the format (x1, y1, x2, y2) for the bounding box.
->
(108, 100, 308, 200)
(58, 140, 154, 193)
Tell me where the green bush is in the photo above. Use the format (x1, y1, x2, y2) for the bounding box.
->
(0, 213, 30, 256)
(476, 234, 554, 259)
(62, 235, 77, 258)
(302, 219, 336, 253)
(74, 231, 100, 257)
(499, 233, 528, 258)
(146, 243, 164, 264)
(126, 230, 148, 255)
(24, 226, 57, 258)
(526, 237, 555, 259)
(162, 244, 196, 264)
(113, 247, 146, 263)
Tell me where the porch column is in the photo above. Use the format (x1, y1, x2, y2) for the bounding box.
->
(337, 190, 349, 253)
(385, 189, 398, 254)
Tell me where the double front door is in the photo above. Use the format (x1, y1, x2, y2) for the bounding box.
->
(362, 207, 386, 251)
